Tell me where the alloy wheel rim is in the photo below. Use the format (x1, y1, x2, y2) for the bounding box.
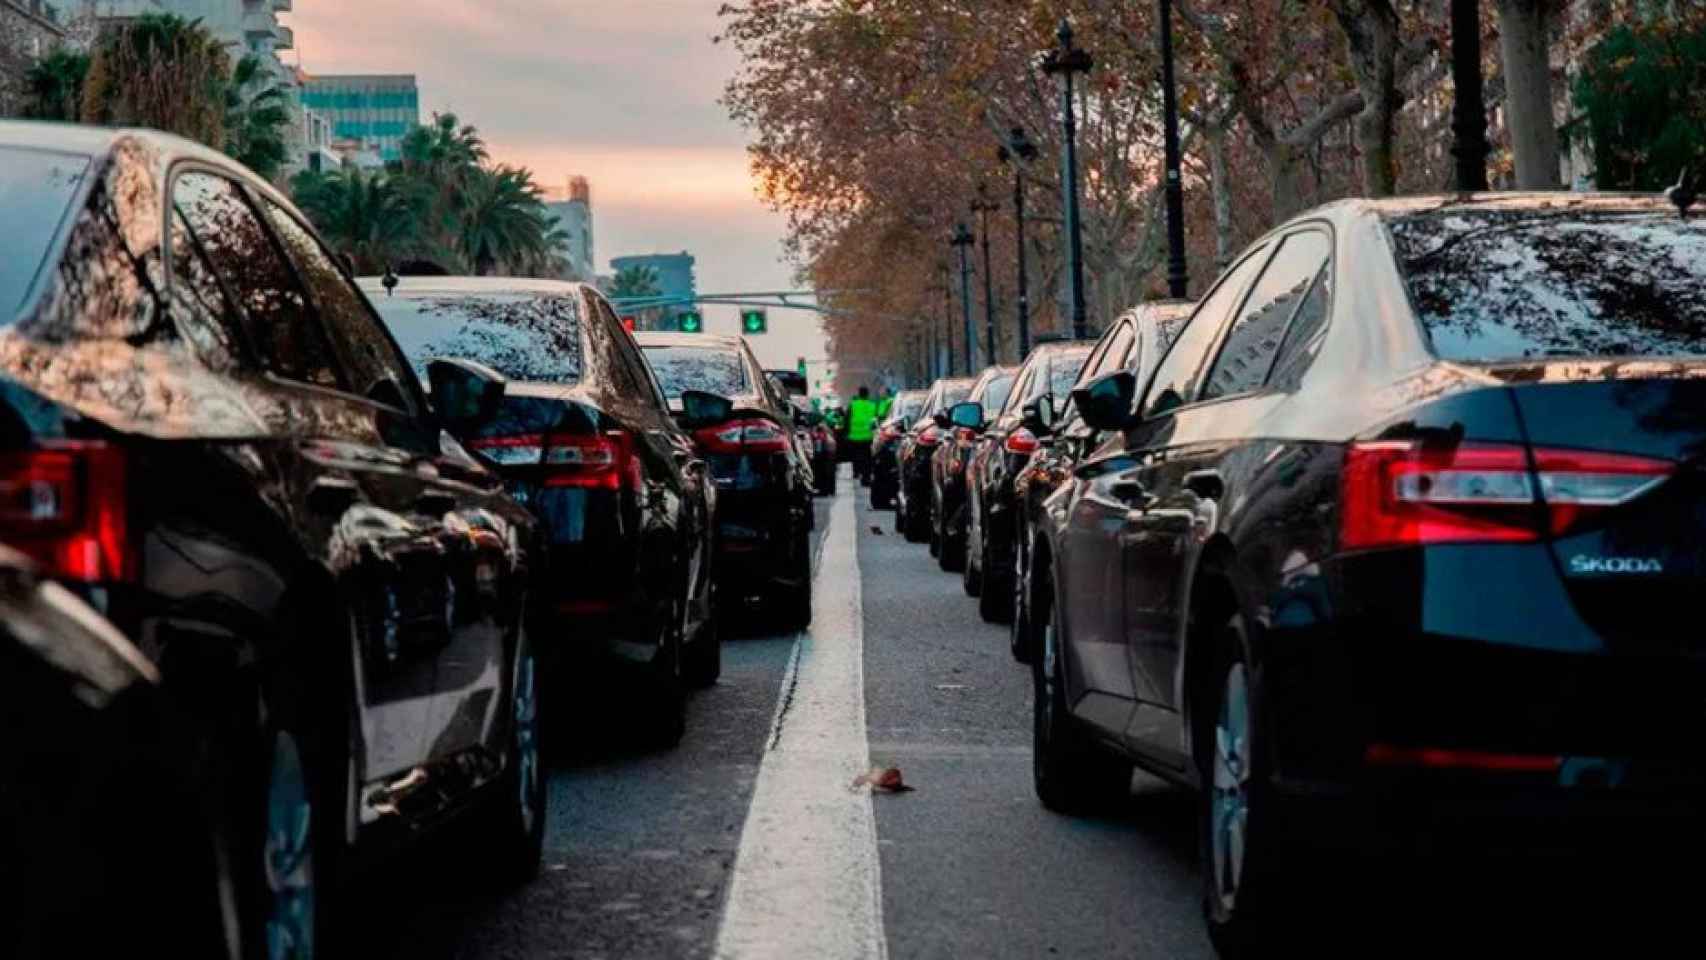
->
(1211, 662, 1251, 915)
(514, 647, 540, 836)
(264, 731, 315, 960)
(1039, 618, 1059, 747)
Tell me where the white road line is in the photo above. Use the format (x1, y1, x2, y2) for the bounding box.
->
(715, 468, 887, 960)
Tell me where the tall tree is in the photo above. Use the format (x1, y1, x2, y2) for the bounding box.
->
(1498, 0, 1562, 188)
(224, 54, 291, 181)
(456, 164, 556, 277)
(288, 166, 426, 274)
(609, 265, 662, 300)
(81, 14, 228, 147)
(1573, 16, 1706, 190)
(20, 49, 89, 122)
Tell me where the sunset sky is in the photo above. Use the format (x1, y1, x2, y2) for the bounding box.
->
(284, 1, 828, 373)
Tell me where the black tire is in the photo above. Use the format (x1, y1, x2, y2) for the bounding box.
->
(938, 505, 965, 573)
(928, 499, 942, 557)
(468, 614, 547, 886)
(772, 529, 813, 632)
(685, 610, 722, 687)
(643, 608, 687, 748)
(816, 461, 835, 496)
(978, 523, 1013, 624)
(1199, 613, 1289, 956)
(1032, 571, 1131, 814)
(903, 494, 929, 543)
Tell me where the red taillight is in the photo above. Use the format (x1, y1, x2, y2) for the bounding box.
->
(954, 427, 977, 450)
(1365, 743, 1562, 773)
(542, 431, 642, 491)
(1005, 428, 1040, 455)
(0, 441, 131, 583)
(1341, 441, 1673, 550)
(694, 418, 789, 454)
(917, 425, 942, 446)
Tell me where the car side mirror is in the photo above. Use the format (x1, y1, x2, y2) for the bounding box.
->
(948, 401, 985, 431)
(1021, 394, 1056, 435)
(679, 389, 735, 430)
(427, 357, 507, 438)
(1072, 370, 1138, 433)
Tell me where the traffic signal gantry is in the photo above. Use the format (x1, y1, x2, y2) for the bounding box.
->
(741, 308, 768, 335)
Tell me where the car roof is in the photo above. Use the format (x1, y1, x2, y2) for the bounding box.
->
(356, 276, 591, 298)
(633, 331, 745, 350)
(0, 120, 131, 156)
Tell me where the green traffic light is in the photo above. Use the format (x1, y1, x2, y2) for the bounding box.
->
(741, 309, 767, 334)
(679, 310, 703, 333)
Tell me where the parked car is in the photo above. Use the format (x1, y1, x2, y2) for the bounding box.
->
(0, 121, 544, 957)
(637, 332, 815, 630)
(871, 389, 927, 508)
(928, 366, 1016, 571)
(766, 368, 809, 398)
(895, 377, 974, 542)
(961, 340, 1094, 618)
(1026, 192, 1706, 952)
(1009, 302, 1192, 661)
(365, 276, 720, 730)
(794, 397, 838, 496)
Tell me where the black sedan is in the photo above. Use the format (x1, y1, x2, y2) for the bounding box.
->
(1010, 301, 1191, 662)
(870, 388, 926, 509)
(0, 121, 543, 956)
(961, 340, 1093, 620)
(1028, 192, 1706, 952)
(637, 332, 815, 631)
(928, 365, 1015, 572)
(895, 377, 973, 543)
(367, 277, 720, 737)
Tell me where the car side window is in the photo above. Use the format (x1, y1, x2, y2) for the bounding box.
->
(1143, 244, 1270, 418)
(1266, 264, 1334, 392)
(588, 294, 654, 404)
(172, 171, 340, 389)
(166, 209, 246, 373)
(1201, 230, 1331, 401)
(1060, 323, 1134, 432)
(262, 201, 423, 414)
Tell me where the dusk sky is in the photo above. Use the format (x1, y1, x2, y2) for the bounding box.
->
(284, 1, 830, 375)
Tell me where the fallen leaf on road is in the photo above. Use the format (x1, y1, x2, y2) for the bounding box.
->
(851, 766, 915, 794)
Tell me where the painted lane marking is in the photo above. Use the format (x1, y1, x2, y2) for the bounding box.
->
(715, 467, 886, 960)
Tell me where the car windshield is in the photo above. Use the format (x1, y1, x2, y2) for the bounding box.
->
(982, 374, 1015, 416)
(642, 345, 750, 398)
(1390, 211, 1706, 362)
(372, 293, 583, 382)
(1047, 346, 1093, 399)
(0, 147, 90, 316)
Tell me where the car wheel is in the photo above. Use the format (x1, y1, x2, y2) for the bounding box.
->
(1031, 571, 1131, 814)
(977, 527, 1011, 624)
(928, 499, 942, 557)
(685, 605, 722, 687)
(772, 529, 813, 632)
(471, 615, 547, 885)
(962, 521, 983, 597)
(938, 507, 965, 573)
(1009, 551, 1033, 663)
(644, 606, 687, 749)
(1200, 614, 1287, 956)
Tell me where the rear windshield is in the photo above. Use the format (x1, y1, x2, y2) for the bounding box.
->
(941, 382, 972, 408)
(0, 147, 90, 315)
(1390, 211, 1706, 362)
(1047, 347, 1093, 399)
(642, 345, 749, 398)
(893, 394, 925, 422)
(373, 294, 582, 382)
(981, 374, 1015, 416)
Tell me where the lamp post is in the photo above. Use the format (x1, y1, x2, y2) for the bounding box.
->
(950, 223, 977, 374)
(972, 188, 1000, 365)
(939, 261, 955, 378)
(1450, 0, 1490, 191)
(1158, 0, 1189, 298)
(1042, 18, 1092, 340)
(998, 126, 1039, 359)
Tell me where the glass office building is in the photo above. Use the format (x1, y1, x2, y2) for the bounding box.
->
(301, 74, 420, 163)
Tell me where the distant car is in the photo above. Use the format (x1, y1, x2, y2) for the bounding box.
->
(793, 399, 838, 496)
(928, 366, 1016, 572)
(962, 340, 1095, 619)
(1029, 194, 1706, 952)
(637, 332, 815, 630)
(1010, 301, 1192, 661)
(766, 368, 809, 398)
(895, 378, 974, 542)
(368, 276, 721, 738)
(871, 389, 927, 509)
(0, 120, 544, 958)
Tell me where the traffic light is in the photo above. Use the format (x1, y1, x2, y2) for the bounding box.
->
(620, 315, 636, 332)
(741, 308, 768, 335)
(678, 310, 704, 333)
(796, 356, 807, 377)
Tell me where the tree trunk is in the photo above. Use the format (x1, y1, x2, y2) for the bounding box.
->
(1206, 123, 1234, 270)
(1334, 0, 1402, 196)
(1265, 142, 1306, 220)
(1498, 0, 1561, 188)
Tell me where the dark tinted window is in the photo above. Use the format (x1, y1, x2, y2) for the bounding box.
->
(1046, 346, 1094, 399)
(978, 374, 1015, 417)
(174, 172, 339, 388)
(372, 294, 583, 382)
(167, 210, 244, 372)
(264, 202, 418, 411)
(1145, 245, 1269, 416)
(1267, 266, 1333, 391)
(1203, 231, 1331, 400)
(1058, 326, 1133, 430)
(0, 147, 89, 315)
(1391, 211, 1706, 361)
(642, 346, 749, 398)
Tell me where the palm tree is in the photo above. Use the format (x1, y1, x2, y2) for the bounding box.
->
(289, 166, 429, 274)
(224, 54, 291, 181)
(456, 164, 556, 276)
(21, 49, 90, 122)
(81, 14, 228, 146)
(395, 112, 488, 182)
(610, 266, 663, 300)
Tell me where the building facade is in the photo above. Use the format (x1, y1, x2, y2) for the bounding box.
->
(300, 74, 419, 164)
(543, 176, 595, 282)
(610, 252, 697, 330)
(0, 0, 70, 115)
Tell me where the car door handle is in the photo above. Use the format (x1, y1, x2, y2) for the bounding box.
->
(308, 475, 359, 516)
(1184, 469, 1224, 500)
(415, 490, 458, 516)
(1110, 478, 1152, 507)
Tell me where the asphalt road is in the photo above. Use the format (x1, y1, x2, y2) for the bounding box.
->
(349, 469, 1685, 959)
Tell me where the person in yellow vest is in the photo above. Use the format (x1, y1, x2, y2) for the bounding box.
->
(847, 386, 879, 485)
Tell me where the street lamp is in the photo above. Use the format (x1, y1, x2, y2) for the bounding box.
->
(950, 223, 977, 375)
(972, 187, 1000, 366)
(998, 126, 1039, 359)
(1157, 0, 1189, 298)
(1041, 18, 1092, 340)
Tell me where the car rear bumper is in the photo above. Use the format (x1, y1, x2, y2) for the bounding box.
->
(713, 487, 801, 591)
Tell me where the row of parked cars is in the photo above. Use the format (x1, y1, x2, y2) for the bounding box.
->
(0, 121, 831, 958)
(873, 187, 1706, 951)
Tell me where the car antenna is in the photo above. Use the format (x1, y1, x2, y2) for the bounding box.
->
(382, 265, 399, 296)
(1665, 166, 1697, 219)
